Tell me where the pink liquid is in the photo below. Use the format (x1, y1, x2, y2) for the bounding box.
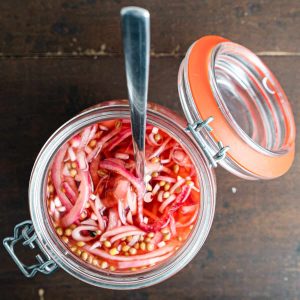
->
(47, 119, 200, 272)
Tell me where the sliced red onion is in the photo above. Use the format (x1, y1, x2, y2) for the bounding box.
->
(158, 194, 176, 213)
(85, 146, 92, 154)
(89, 197, 106, 231)
(90, 194, 96, 200)
(77, 151, 88, 171)
(62, 182, 77, 204)
(152, 176, 176, 183)
(161, 166, 172, 175)
(169, 215, 177, 237)
(169, 177, 185, 194)
(51, 144, 73, 211)
(148, 137, 171, 160)
(53, 210, 60, 222)
(100, 225, 142, 241)
(117, 252, 173, 269)
(67, 147, 76, 162)
(107, 128, 132, 151)
(62, 163, 70, 177)
(71, 224, 98, 242)
(107, 208, 119, 230)
(110, 231, 145, 244)
(58, 206, 66, 213)
(87, 127, 121, 162)
(180, 204, 198, 214)
(64, 176, 78, 197)
(81, 219, 98, 226)
(91, 213, 97, 220)
(115, 153, 130, 160)
(54, 196, 62, 207)
(191, 185, 200, 193)
(170, 148, 192, 167)
(48, 120, 200, 272)
(152, 231, 163, 245)
(160, 159, 170, 164)
(86, 244, 174, 262)
(79, 126, 91, 149)
(158, 191, 164, 202)
(49, 200, 55, 214)
(118, 201, 127, 225)
(145, 161, 162, 175)
(157, 241, 166, 248)
(147, 133, 160, 146)
(61, 170, 91, 227)
(144, 192, 153, 203)
(95, 175, 109, 195)
(127, 235, 141, 247)
(87, 124, 98, 144)
(127, 190, 137, 215)
(176, 208, 198, 228)
(90, 241, 102, 250)
(71, 135, 81, 148)
(99, 160, 144, 198)
(126, 211, 133, 224)
(152, 127, 158, 134)
(152, 183, 160, 196)
(99, 125, 109, 131)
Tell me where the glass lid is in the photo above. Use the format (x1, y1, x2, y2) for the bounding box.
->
(178, 35, 296, 180)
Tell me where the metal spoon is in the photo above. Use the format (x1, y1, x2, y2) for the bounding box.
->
(121, 7, 150, 183)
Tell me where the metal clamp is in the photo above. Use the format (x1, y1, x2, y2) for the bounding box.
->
(186, 116, 229, 168)
(3, 220, 58, 278)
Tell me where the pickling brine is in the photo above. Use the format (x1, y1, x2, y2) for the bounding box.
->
(47, 119, 200, 272)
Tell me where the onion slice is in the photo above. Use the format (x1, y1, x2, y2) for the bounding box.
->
(71, 224, 98, 242)
(118, 252, 173, 269)
(61, 170, 91, 227)
(51, 144, 73, 211)
(86, 244, 174, 261)
(110, 230, 145, 244)
(101, 225, 142, 241)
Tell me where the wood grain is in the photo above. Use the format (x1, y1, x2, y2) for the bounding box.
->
(0, 0, 299, 57)
(0, 1, 300, 299)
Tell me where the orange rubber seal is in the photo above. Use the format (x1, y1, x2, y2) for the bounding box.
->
(187, 35, 295, 178)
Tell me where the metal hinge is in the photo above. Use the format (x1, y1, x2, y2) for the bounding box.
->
(3, 220, 58, 278)
(186, 116, 229, 168)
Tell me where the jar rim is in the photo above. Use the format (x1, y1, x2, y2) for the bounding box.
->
(29, 100, 216, 289)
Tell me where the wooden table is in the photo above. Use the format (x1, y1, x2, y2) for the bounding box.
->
(0, 1, 299, 299)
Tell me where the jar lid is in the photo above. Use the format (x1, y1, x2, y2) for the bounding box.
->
(178, 35, 296, 179)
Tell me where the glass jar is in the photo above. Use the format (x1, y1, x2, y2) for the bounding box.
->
(3, 36, 295, 289)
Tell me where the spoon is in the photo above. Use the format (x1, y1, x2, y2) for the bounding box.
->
(121, 7, 150, 183)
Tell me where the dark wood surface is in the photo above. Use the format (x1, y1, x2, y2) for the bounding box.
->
(0, 1, 299, 299)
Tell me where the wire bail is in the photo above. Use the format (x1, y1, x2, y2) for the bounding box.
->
(3, 220, 58, 278)
(186, 116, 229, 168)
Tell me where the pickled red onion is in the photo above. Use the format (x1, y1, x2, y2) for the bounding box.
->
(110, 230, 145, 244)
(61, 170, 91, 227)
(100, 225, 142, 241)
(72, 224, 98, 242)
(51, 144, 73, 211)
(117, 252, 173, 269)
(86, 244, 174, 261)
(47, 119, 200, 273)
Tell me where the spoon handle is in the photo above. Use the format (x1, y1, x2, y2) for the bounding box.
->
(121, 7, 150, 181)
